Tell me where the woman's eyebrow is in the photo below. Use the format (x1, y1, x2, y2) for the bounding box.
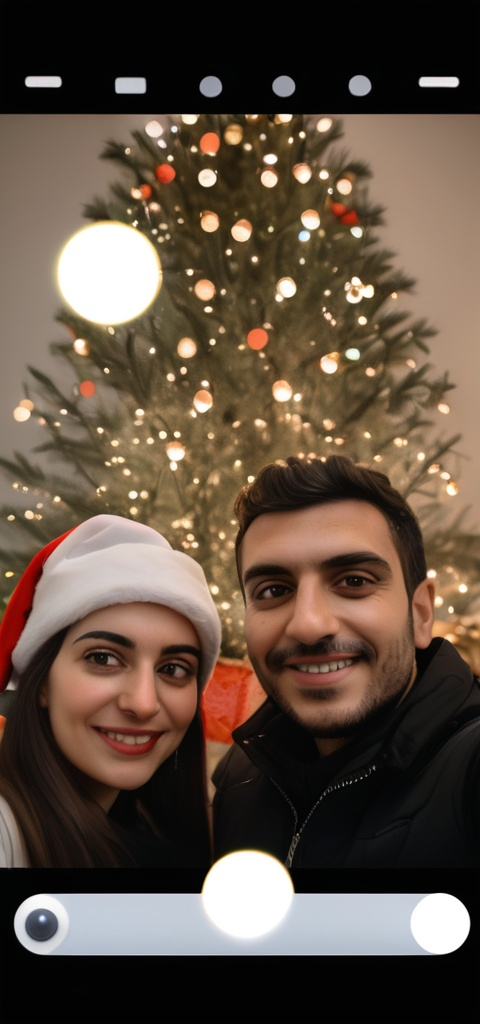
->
(162, 644, 201, 661)
(73, 630, 134, 648)
(72, 633, 201, 661)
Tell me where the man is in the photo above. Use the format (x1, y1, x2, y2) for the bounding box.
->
(212, 454, 480, 867)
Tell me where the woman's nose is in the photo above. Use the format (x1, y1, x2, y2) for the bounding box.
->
(117, 665, 161, 718)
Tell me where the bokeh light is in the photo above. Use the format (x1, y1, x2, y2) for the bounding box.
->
(202, 851, 294, 939)
(57, 221, 162, 325)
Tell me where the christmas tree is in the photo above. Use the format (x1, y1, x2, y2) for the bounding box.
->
(0, 112, 479, 663)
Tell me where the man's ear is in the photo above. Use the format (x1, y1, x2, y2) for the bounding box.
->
(412, 577, 435, 649)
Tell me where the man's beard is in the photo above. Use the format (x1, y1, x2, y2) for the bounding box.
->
(249, 614, 417, 740)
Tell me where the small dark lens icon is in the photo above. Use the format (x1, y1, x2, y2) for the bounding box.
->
(14, 895, 69, 954)
(25, 909, 59, 942)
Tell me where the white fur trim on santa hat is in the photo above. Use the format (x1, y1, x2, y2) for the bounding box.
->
(12, 515, 222, 689)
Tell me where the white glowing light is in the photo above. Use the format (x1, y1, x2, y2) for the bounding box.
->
(202, 851, 294, 939)
(320, 353, 339, 374)
(293, 163, 312, 183)
(194, 279, 216, 301)
(272, 380, 293, 402)
(224, 124, 243, 145)
(260, 169, 278, 188)
(200, 211, 220, 233)
(177, 337, 197, 358)
(13, 406, 31, 422)
(198, 168, 217, 188)
(316, 117, 333, 133)
(57, 221, 162, 325)
(276, 277, 297, 298)
(193, 390, 213, 413)
(336, 177, 353, 195)
(166, 441, 186, 461)
(231, 219, 252, 242)
(145, 120, 164, 138)
(301, 209, 320, 230)
(410, 893, 470, 954)
(73, 338, 89, 355)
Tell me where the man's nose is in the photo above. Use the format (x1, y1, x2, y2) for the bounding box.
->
(117, 665, 161, 718)
(284, 578, 340, 643)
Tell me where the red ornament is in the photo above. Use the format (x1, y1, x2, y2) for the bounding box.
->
(200, 132, 221, 155)
(155, 164, 176, 184)
(138, 183, 152, 199)
(331, 201, 359, 226)
(79, 380, 96, 397)
(339, 209, 359, 226)
(247, 328, 269, 351)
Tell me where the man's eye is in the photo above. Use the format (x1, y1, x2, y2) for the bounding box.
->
(256, 583, 291, 600)
(340, 575, 374, 588)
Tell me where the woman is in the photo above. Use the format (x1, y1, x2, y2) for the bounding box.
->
(0, 514, 221, 868)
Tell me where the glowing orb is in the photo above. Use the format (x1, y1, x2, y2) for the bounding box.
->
(202, 851, 294, 939)
(57, 221, 162, 325)
(410, 893, 470, 954)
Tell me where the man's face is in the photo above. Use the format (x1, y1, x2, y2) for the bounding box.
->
(240, 500, 434, 752)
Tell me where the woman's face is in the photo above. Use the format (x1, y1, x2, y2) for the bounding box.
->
(40, 602, 201, 810)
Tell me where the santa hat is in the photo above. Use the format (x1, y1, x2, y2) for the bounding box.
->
(0, 515, 222, 692)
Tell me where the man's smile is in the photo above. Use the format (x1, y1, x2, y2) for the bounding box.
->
(290, 658, 356, 674)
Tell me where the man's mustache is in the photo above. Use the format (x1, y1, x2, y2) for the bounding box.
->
(267, 639, 375, 670)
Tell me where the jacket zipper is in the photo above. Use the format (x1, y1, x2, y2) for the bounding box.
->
(274, 763, 378, 868)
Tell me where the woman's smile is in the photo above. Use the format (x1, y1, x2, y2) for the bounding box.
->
(94, 727, 165, 755)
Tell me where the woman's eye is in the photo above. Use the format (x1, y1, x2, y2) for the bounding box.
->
(160, 662, 196, 680)
(85, 650, 118, 667)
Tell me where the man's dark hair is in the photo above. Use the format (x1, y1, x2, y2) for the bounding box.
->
(234, 454, 427, 600)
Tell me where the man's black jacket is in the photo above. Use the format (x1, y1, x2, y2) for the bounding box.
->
(212, 639, 480, 868)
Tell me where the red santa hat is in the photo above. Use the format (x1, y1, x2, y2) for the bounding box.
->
(0, 515, 222, 692)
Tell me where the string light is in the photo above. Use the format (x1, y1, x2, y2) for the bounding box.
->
(260, 169, 278, 188)
(177, 338, 197, 358)
(272, 380, 293, 402)
(292, 163, 312, 183)
(276, 277, 296, 298)
(194, 279, 216, 301)
(320, 353, 339, 374)
(200, 211, 220, 233)
(231, 219, 252, 242)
